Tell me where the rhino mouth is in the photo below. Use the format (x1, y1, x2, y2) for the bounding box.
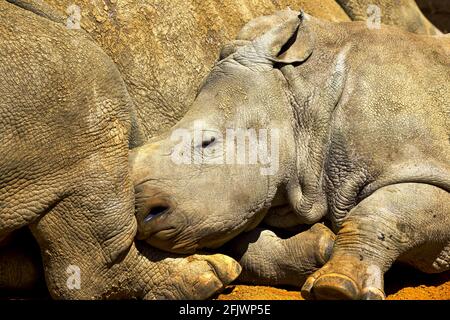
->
(137, 206, 242, 254)
(135, 202, 197, 253)
(151, 237, 199, 254)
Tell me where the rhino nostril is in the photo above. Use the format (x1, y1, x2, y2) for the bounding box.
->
(144, 205, 170, 223)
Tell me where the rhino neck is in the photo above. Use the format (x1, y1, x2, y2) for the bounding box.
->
(280, 33, 349, 223)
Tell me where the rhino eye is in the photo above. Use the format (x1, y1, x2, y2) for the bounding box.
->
(201, 136, 216, 148)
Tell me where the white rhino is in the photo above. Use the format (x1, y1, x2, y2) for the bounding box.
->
(131, 10, 450, 299)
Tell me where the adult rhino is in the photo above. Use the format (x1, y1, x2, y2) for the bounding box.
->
(131, 10, 450, 299)
(0, 0, 241, 299)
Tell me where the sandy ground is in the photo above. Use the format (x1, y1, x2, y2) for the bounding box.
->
(217, 265, 450, 300)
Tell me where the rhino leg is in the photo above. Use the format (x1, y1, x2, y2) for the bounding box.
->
(226, 224, 335, 287)
(138, 247, 242, 300)
(302, 183, 450, 300)
(27, 163, 240, 299)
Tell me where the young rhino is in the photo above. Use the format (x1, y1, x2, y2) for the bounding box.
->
(130, 10, 450, 299)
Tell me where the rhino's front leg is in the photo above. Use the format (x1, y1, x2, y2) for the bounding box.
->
(302, 183, 450, 300)
(226, 224, 335, 287)
(28, 158, 240, 299)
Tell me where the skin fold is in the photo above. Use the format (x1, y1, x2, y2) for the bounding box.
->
(0, 1, 241, 299)
(131, 10, 449, 299)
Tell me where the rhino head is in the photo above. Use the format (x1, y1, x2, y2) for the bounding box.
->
(130, 10, 346, 254)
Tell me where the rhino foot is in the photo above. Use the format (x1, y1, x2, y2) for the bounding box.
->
(301, 255, 385, 300)
(144, 253, 241, 300)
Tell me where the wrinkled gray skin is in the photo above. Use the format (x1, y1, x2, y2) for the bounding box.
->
(0, 1, 241, 299)
(131, 10, 450, 299)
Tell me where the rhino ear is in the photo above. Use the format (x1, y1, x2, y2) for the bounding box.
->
(255, 11, 314, 64)
(219, 40, 251, 60)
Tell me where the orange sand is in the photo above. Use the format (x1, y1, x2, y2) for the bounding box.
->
(217, 266, 450, 300)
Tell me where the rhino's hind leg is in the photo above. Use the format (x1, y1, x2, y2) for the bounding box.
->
(302, 183, 450, 300)
(226, 224, 335, 287)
